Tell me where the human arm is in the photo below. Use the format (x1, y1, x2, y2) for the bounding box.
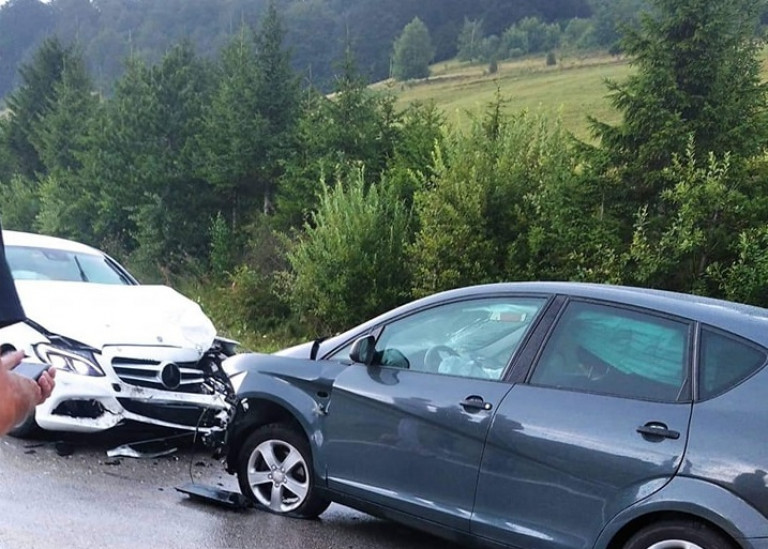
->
(0, 350, 56, 436)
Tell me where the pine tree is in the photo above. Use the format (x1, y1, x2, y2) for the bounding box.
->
(31, 47, 96, 175)
(200, 26, 265, 230)
(252, 1, 300, 214)
(590, 0, 768, 210)
(81, 41, 216, 272)
(32, 48, 100, 241)
(391, 17, 435, 81)
(276, 47, 401, 228)
(1, 37, 76, 179)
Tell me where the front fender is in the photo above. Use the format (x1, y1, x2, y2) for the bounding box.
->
(595, 476, 768, 549)
(222, 353, 346, 475)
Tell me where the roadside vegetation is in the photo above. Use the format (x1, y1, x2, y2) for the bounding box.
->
(1, 0, 768, 351)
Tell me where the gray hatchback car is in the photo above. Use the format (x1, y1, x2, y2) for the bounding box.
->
(214, 282, 768, 549)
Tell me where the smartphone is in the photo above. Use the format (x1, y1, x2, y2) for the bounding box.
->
(12, 361, 51, 381)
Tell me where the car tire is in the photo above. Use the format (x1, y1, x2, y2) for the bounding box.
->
(624, 520, 734, 549)
(236, 423, 330, 519)
(7, 411, 40, 439)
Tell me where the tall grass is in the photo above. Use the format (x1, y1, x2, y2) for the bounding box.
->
(379, 52, 632, 141)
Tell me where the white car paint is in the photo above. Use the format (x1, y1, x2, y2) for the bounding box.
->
(15, 281, 216, 351)
(0, 230, 233, 434)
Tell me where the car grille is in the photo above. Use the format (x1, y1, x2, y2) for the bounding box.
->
(112, 357, 208, 393)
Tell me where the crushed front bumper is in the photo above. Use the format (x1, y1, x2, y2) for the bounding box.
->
(35, 344, 234, 433)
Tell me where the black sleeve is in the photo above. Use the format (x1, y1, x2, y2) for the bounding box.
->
(0, 226, 26, 328)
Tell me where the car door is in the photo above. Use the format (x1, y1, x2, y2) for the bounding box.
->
(321, 295, 549, 531)
(471, 299, 694, 549)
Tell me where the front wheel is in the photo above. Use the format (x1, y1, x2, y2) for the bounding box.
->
(624, 520, 734, 549)
(236, 423, 330, 519)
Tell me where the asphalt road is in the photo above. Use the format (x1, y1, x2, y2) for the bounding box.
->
(0, 427, 460, 549)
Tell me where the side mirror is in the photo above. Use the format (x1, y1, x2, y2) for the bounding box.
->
(349, 335, 376, 365)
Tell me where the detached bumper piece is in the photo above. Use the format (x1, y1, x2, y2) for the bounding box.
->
(106, 433, 192, 459)
(175, 482, 252, 510)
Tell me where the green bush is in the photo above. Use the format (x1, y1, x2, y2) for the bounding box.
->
(410, 103, 586, 296)
(546, 51, 557, 66)
(284, 168, 411, 334)
(713, 227, 768, 307)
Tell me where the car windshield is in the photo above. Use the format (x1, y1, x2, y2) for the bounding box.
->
(5, 245, 132, 285)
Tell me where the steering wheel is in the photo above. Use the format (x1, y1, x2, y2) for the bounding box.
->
(423, 345, 459, 373)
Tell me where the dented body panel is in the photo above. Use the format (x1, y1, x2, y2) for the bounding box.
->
(221, 353, 345, 472)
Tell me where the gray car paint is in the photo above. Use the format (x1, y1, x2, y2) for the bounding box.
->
(222, 282, 768, 549)
(323, 364, 514, 531)
(472, 385, 692, 549)
(682, 363, 768, 521)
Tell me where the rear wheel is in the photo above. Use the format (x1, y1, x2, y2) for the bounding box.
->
(624, 520, 734, 549)
(236, 423, 330, 518)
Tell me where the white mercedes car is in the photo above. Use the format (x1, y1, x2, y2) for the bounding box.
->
(0, 230, 235, 437)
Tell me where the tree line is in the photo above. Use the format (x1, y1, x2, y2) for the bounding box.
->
(388, 7, 639, 82)
(0, 0, 593, 100)
(1, 0, 768, 349)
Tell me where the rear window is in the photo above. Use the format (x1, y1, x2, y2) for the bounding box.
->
(699, 328, 766, 399)
(531, 301, 690, 402)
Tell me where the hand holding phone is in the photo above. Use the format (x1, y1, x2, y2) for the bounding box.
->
(12, 361, 51, 381)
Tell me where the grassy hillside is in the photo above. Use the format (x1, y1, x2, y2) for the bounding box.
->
(377, 52, 633, 141)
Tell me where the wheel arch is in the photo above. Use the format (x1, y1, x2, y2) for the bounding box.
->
(605, 511, 740, 549)
(596, 476, 768, 549)
(226, 396, 312, 473)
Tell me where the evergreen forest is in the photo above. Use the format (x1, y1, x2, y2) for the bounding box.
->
(0, 0, 595, 98)
(2, 0, 768, 350)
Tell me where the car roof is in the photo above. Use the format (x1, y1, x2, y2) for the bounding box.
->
(460, 282, 768, 323)
(2, 230, 104, 256)
(332, 282, 768, 349)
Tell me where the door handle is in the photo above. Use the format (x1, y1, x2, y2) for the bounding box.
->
(460, 397, 493, 411)
(636, 423, 680, 440)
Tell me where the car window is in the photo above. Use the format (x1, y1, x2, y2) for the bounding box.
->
(530, 301, 690, 402)
(5, 245, 131, 285)
(699, 327, 766, 399)
(356, 297, 546, 380)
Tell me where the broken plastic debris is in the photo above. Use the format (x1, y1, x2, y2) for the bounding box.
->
(106, 433, 191, 459)
(107, 442, 177, 459)
(175, 482, 251, 510)
(55, 441, 75, 457)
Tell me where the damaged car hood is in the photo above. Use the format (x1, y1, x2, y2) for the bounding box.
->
(15, 281, 216, 351)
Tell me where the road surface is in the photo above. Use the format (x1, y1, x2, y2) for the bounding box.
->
(0, 428, 460, 549)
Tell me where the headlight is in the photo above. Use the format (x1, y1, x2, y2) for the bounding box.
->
(34, 343, 105, 377)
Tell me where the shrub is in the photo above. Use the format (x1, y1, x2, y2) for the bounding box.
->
(546, 51, 557, 66)
(284, 168, 411, 334)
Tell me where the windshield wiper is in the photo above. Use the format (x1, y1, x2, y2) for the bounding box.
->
(73, 255, 89, 282)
